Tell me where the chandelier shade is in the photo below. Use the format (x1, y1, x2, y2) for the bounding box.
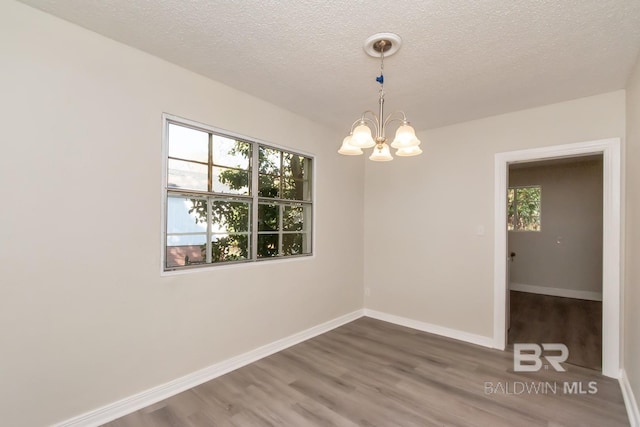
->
(338, 33, 422, 162)
(351, 123, 376, 148)
(395, 145, 423, 157)
(390, 123, 421, 149)
(369, 143, 393, 161)
(337, 134, 363, 155)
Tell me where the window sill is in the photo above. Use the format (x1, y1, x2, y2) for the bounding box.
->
(160, 253, 315, 277)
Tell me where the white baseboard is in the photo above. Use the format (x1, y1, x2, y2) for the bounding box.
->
(620, 369, 640, 427)
(363, 309, 494, 348)
(54, 309, 364, 427)
(510, 282, 603, 301)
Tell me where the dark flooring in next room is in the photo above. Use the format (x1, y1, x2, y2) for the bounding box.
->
(508, 290, 602, 371)
(105, 317, 626, 427)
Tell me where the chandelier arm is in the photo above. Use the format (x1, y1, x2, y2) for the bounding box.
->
(360, 110, 380, 122)
(382, 111, 409, 129)
(349, 118, 363, 132)
(358, 111, 381, 132)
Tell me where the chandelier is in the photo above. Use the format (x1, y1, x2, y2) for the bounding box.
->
(338, 33, 422, 161)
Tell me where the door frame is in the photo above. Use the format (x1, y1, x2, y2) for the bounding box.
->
(493, 138, 621, 378)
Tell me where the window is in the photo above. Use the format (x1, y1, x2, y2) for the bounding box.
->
(508, 186, 541, 231)
(163, 115, 313, 271)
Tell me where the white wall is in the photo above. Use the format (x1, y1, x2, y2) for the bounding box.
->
(625, 53, 640, 415)
(508, 159, 603, 299)
(0, 2, 364, 426)
(364, 90, 625, 337)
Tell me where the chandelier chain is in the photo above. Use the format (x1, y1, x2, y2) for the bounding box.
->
(377, 44, 385, 98)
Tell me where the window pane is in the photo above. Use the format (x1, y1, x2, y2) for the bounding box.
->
(210, 234, 249, 262)
(166, 234, 206, 268)
(212, 136, 250, 169)
(516, 187, 541, 231)
(259, 147, 281, 175)
(258, 204, 279, 231)
(168, 123, 208, 162)
(167, 234, 207, 246)
(507, 188, 515, 231)
(283, 233, 309, 255)
(282, 178, 307, 200)
(282, 153, 308, 180)
(167, 196, 207, 233)
(168, 159, 208, 191)
(257, 234, 279, 258)
(283, 205, 307, 231)
(211, 200, 251, 233)
(259, 174, 280, 198)
(213, 167, 249, 194)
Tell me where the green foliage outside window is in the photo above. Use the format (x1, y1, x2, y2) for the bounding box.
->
(508, 186, 541, 231)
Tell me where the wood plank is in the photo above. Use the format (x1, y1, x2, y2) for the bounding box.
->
(104, 317, 627, 427)
(509, 290, 602, 370)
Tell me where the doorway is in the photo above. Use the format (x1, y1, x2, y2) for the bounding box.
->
(493, 138, 621, 378)
(506, 155, 603, 371)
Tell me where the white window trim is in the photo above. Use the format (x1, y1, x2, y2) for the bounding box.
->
(160, 113, 316, 275)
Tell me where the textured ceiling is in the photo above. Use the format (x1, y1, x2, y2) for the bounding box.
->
(17, 0, 640, 133)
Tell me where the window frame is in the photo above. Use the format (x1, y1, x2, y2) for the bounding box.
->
(507, 185, 542, 232)
(161, 113, 314, 274)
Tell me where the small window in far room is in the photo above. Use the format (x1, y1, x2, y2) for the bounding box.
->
(507, 186, 541, 231)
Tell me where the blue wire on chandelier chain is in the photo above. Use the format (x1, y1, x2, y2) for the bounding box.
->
(376, 46, 385, 85)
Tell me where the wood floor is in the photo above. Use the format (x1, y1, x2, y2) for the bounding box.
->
(104, 317, 627, 427)
(508, 291, 602, 371)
